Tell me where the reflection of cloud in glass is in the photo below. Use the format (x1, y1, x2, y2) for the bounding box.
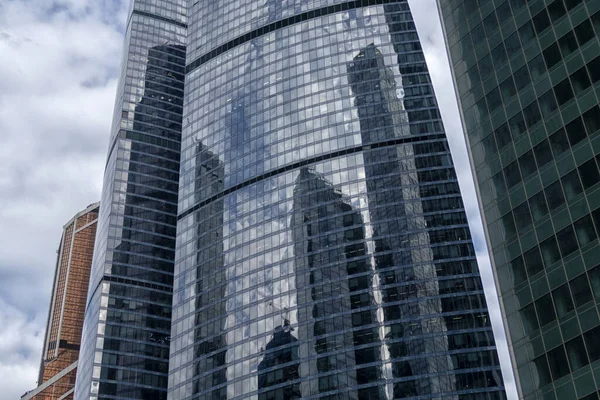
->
(171, 2, 506, 400)
(348, 42, 455, 397)
(292, 167, 386, 399)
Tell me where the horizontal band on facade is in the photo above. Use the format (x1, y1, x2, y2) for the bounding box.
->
(131, 10, 188, 29)
(86, 275, 173, 310)
(185, 0, 404, 74)
(177, 132, 446, 220)
(105, 129, 181, 170)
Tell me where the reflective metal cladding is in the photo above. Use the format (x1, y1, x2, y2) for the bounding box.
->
(168, 1, 506, 399)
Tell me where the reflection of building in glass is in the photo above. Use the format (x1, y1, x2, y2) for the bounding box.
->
(74, 4, 187, 396)
(22, 204, 98, 400)
(257, 318, 300, 400)
(439, 1, 600, 398)
(348, 43, 455, 398)
(292, 168, 385, 399)
(168, 1, 506, 400)
(191, 144, 227, 397)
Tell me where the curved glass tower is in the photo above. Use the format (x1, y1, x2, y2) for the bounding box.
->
(74, 1, 187, 399)
(168, 1, 506, 399)
(438, 0, 600, 399)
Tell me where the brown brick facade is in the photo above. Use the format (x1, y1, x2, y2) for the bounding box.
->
(23, 203, 99, 400)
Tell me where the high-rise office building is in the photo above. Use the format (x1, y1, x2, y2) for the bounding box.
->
(168, 1, 505, 399)
(22, 203, 99, 400)
(73, 1, 187, 398)
(438, 0, 600, 399)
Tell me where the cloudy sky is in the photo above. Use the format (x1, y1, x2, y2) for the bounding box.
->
(0, 0, 518, 398)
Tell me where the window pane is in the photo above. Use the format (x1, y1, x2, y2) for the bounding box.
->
(519, 21, 536, 44)
(565, 336, 589, 371)
(533, 355, 552, 388)
(578, 159, 600, 189)
(571, 67, 591, 95)
(514, 202, 533, 231)
(491, 44, 508, 69)
(582, 106, 600, 135)
(570, 274, 593, 307)
(529, 54, 547, 80)
(519, 150, 537, 177)
(502, 213, 517, 237)
(493, 172, 506, 195)
(558, 31, 578, 58)
(482, 134, 498, 156)
(574, 215, 597, 247)
(549, 128, 570, 155)
(511, 256, 527, 285)
(548, 0, 566, 22)
(509, 111, 527, 137)
(504, 160, 522, 188)
(575, 20, 595, 46)
(554, 78, 575, 106)
(547, 345, 570, 380)
(524, 246, 544, 276)
(529, 191, 549, 221)
(500, 76, 517, 100)
(535, 293, 556, 326)
(557, 226, 578, 257)
(486, 87, 503, 113)
(589, 264, 600, 298)
(533, 139, 552, 168)
(533, 9, 551, 33)
(540, 236, 561, 266)
(543, 43, 562, 70)
(520, 303, 539, 335)
(494, 122, 512, 149)
(539, 90, 558, 117)
(561, 169, 583, 201)
(583, 326, 600, 363)
(545, 181, 565, 210)
(552, 284, 574, 317)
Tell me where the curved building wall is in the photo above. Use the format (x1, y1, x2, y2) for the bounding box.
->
(74, 1, 187, 399)
(169, 1, 506, 399)
(438, 0, 600, 398)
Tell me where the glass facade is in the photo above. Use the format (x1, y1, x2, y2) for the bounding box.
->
(74, 1, 187, 399)
(168, 1, 505, 399)
(438, 0, 600, 398)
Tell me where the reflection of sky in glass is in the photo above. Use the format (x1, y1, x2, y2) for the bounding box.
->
(180, 6, 403, 212)
(170, 2, 506, 400)
(221, 161, 372, 397)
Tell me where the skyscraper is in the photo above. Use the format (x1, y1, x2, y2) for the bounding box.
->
(22, 203, 98, 400)
(74, 1, 187, 398)
(168, 1, 505, 399)
(438, 0, 600, 399)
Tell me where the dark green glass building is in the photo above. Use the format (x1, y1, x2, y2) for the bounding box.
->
(438, 0, 600, 399)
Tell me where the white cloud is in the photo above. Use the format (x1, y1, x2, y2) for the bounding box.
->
(0, 0, 126, 397)
(0, 299, 45, 399)
(1, 0, 518, 398)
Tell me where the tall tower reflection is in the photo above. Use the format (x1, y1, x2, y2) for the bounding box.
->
(292, 168, 385, 399)
(257, 315, 301, 400)
(192, 144, 227, 398)
(347, 45, 455, 398)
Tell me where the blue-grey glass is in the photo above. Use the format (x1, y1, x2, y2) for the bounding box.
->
(438, 0, 600, 398)
(74, 1, 187, 399)
(168, 1, 506, 400)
